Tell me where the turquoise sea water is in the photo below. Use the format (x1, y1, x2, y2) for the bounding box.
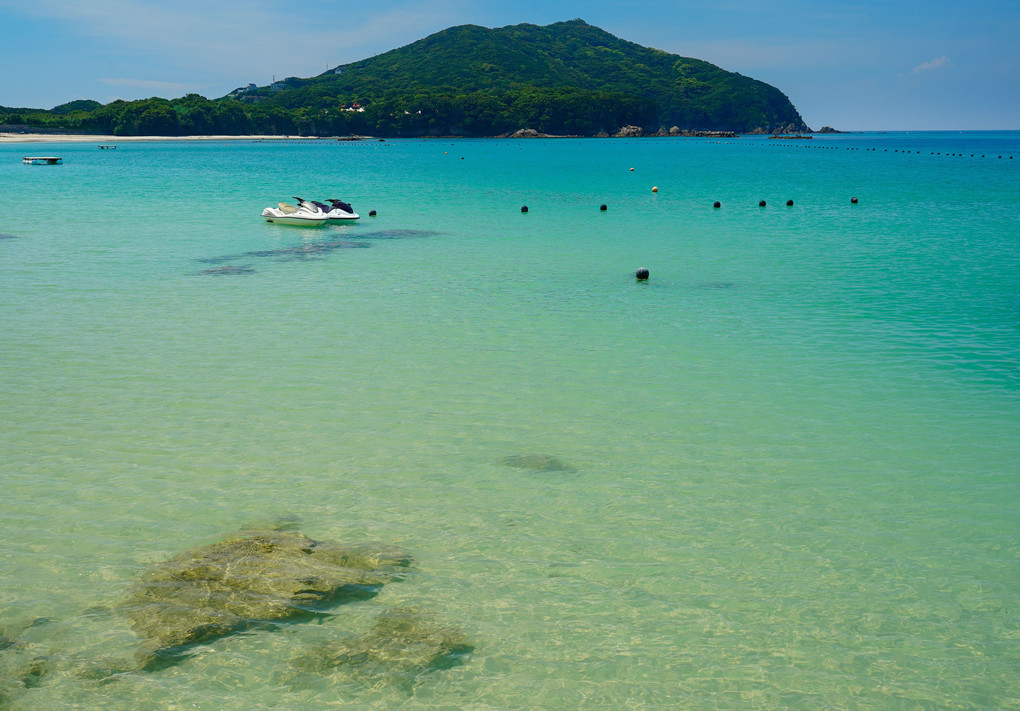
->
(0, 133, 1017, 709)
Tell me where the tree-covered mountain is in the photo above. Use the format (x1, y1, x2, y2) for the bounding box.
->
(1, 20, 807, 137)
(250, 19, 806, 135)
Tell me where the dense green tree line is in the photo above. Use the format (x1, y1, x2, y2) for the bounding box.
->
(1, 95, 294, 136)
(1, 88, 658, 137)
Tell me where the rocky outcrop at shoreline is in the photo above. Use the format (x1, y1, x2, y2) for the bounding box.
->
(651, 127, 738, 138)
(747, 123, 809, 135)
(614, 125, 644, 138)
(505, 128, 548, 138)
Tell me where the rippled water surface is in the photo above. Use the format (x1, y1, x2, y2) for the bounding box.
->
(1, 133, 1017, 709)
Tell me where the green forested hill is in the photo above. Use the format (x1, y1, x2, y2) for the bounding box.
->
(1, 20, 806, 137)
(255, 19, 806, 135)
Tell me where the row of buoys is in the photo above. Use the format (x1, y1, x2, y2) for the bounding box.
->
(757, 200, 798, 207)
(735, 142, 1014, 159)
(700, 138, 1016, 159)
(520, 197, 862, 212)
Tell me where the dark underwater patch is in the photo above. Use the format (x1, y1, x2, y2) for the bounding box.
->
(286, 607, 472, 691)
(352, 229, 441, 240)
(501, 454, 576, 472)
(0, 233, 17, 240)
(0, 619, 56, 704)
(196, 265, 256, 276)
(198, 230, 439, 266)
(199, 240, 370, 265)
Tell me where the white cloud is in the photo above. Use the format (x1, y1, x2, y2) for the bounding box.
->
(912, 56, 949, 74)
(4, 0, 465, 81)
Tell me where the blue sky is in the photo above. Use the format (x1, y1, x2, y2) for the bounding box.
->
(1, 0, 1017, 129)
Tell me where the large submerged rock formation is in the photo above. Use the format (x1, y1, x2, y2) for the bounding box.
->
(2, 525, 474, 703)
(118, 528, 411, 668)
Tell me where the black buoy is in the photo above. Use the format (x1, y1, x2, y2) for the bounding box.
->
(850, 197, 859, 204)
(635, 268, 650, 281)
(713, 201, 721, 208)
(521, 206, 529, 213)
(368, 209, 377, 216)
(600, 204, 608, 211)
(786, 199, 794, 206)
(759, 200, 767, 207)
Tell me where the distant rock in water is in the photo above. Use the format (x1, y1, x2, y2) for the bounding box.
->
(501, 454, 575, 472)
(118, 528, 411, 669)
(287, 607, 472, 690)
(816, 126, 842, 133)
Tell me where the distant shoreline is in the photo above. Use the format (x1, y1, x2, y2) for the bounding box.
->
(1, 131, 750, 144)
(0, 133, 334, 144)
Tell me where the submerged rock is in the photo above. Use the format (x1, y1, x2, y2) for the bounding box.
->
(118, 529, 411, 669)
(196, 265, 256, 276)
(501, 454, 576, 472)
(0, 654, 52, 705)
(198, 230, 439, 266)
(0, 620, 54, 705)
(0, 233, 17, 240)
(288, 607, 472, 688)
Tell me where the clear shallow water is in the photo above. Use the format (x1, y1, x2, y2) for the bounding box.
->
(0, 133, 1017, 709)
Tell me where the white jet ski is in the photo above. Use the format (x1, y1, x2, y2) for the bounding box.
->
(261, 200, 328, 226)
(295, 197, 360, 222)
